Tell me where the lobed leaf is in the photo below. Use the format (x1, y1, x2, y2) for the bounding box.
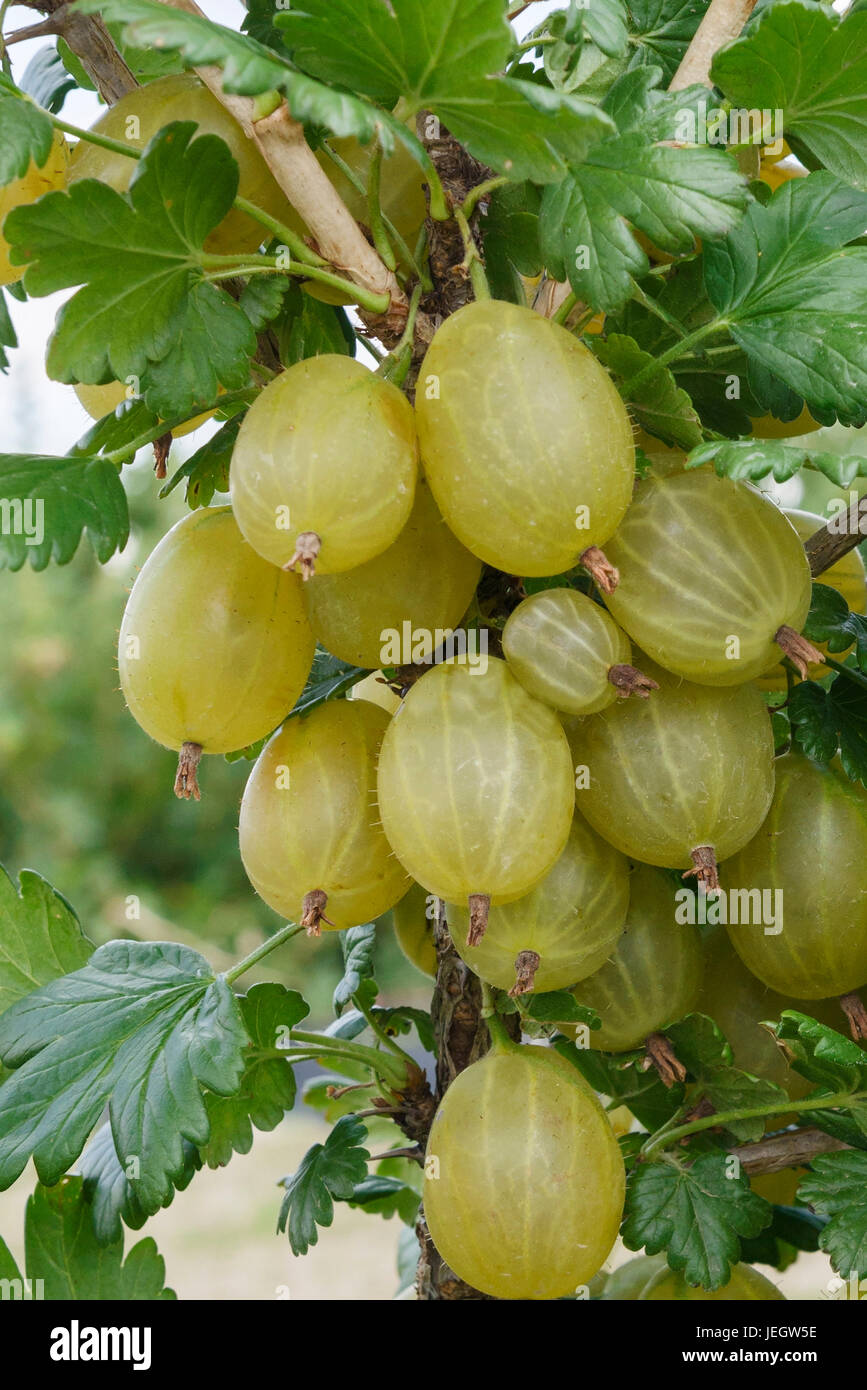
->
(0, 454, 129, 571)
(0, 941, 248, 1211)
(277, 1114, 370, 1255)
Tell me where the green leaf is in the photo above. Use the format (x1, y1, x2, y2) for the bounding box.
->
(551, 1036, 681, 1132)
(67, 395, 160, 461)
(239, 274, 290, 332)
(518, 991, 600, 1028)
(347, 1174, 420, 1224)
(622, 1152, 772, 1289)
(0, 89, 55, 185)
(0, 941, 248, 1210)
(278, 284, 355, 366)
(663, 1011, 732, 1072)
(540, 71, 746, 312)
(703, 173, 867, 427)
(688, 438, 867, 487)
(740, 1204, 825, 1271)
(334, 925, 377, 1014)
(798, 1152, 867, 1278)
(277, 0, 614, 181)
(712, 4, 867, 191)
(775, 1011, 867, 1095)
(371, 1005, 435, 1055)
(79, 1123, 201, 1246)
(0, 288, 17, 373)
(19, 45, 78, 114)
(591, 333, 702, 447)
(0, 1233, 21, 1284)
(788, 677, 867, 787)
(6, 125, 257, 417)
(200, 984, 309, 1168)
(481, 181, 542, 305)
(703, 1071, 790, 1143)
(277, 1114, 370, 1255)
(25, 1177, 176, 1299)
(626, 0, 711, 83)
(804, 583, 867, 668)
(0, 865, 93, 1015)
(0, 454, 129, 571)
(77, 0, 390, 145)
(289, 646, 370, 719)
(160, 415, 241, 509)
(105, 20, 187, 84)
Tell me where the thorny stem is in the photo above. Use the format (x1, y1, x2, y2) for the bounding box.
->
(641, 1089, 867, 1159)
(224, 922, 306, 985)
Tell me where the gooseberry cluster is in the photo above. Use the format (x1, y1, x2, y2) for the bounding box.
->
(112, 288, 867, 1300)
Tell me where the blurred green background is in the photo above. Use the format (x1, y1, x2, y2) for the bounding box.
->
(0, 449, 430, 1025)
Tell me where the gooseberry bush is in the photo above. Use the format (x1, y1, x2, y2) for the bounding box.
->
(3, 0, 867, 1305)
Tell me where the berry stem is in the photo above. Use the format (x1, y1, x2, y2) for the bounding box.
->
(509, 950, 541, 998)
(684, 845, 719, 891)
(174, 742, 203, 801)
(608, 664, 659, 699)
(300, 888, 334, 936)
(580, 546, 620, 593)
(285, 532, 322, 581)
(467, 893, 491, 946)
(774, 625, 823, 679)
(839, 992, 867, 1042)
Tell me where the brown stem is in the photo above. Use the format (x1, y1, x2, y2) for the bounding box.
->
(805, 501, 867, 577)
(643, 1033, 688, 1088)
(368, 1145, 424, 1164)
(733, 1126, 849, 1177)
(300, 888, 333, 936)
(2, 18, 62, 43)
(509, 949, 541, 998)
(27, 0, 137, 100)
(285, 531, 321, 581)
(174, 741, 203, 801)
(466, 893, 491, 947)
(580, 546, 620, 594)
(683, 845, 720, 891)
(153, 433, 172, 480)
(839, 992, 867, 1043)
(608, 664, 659, 700)
(774, 624, 823, 679)
(669, 0, 758, 91)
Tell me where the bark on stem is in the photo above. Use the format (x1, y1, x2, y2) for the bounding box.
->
(732, 1126, 849, 1176)
(160, 0, 406, 320)
(668, 0, 758, 91)
(25, 0, 137, 100)
(805, 500, 867, 577)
